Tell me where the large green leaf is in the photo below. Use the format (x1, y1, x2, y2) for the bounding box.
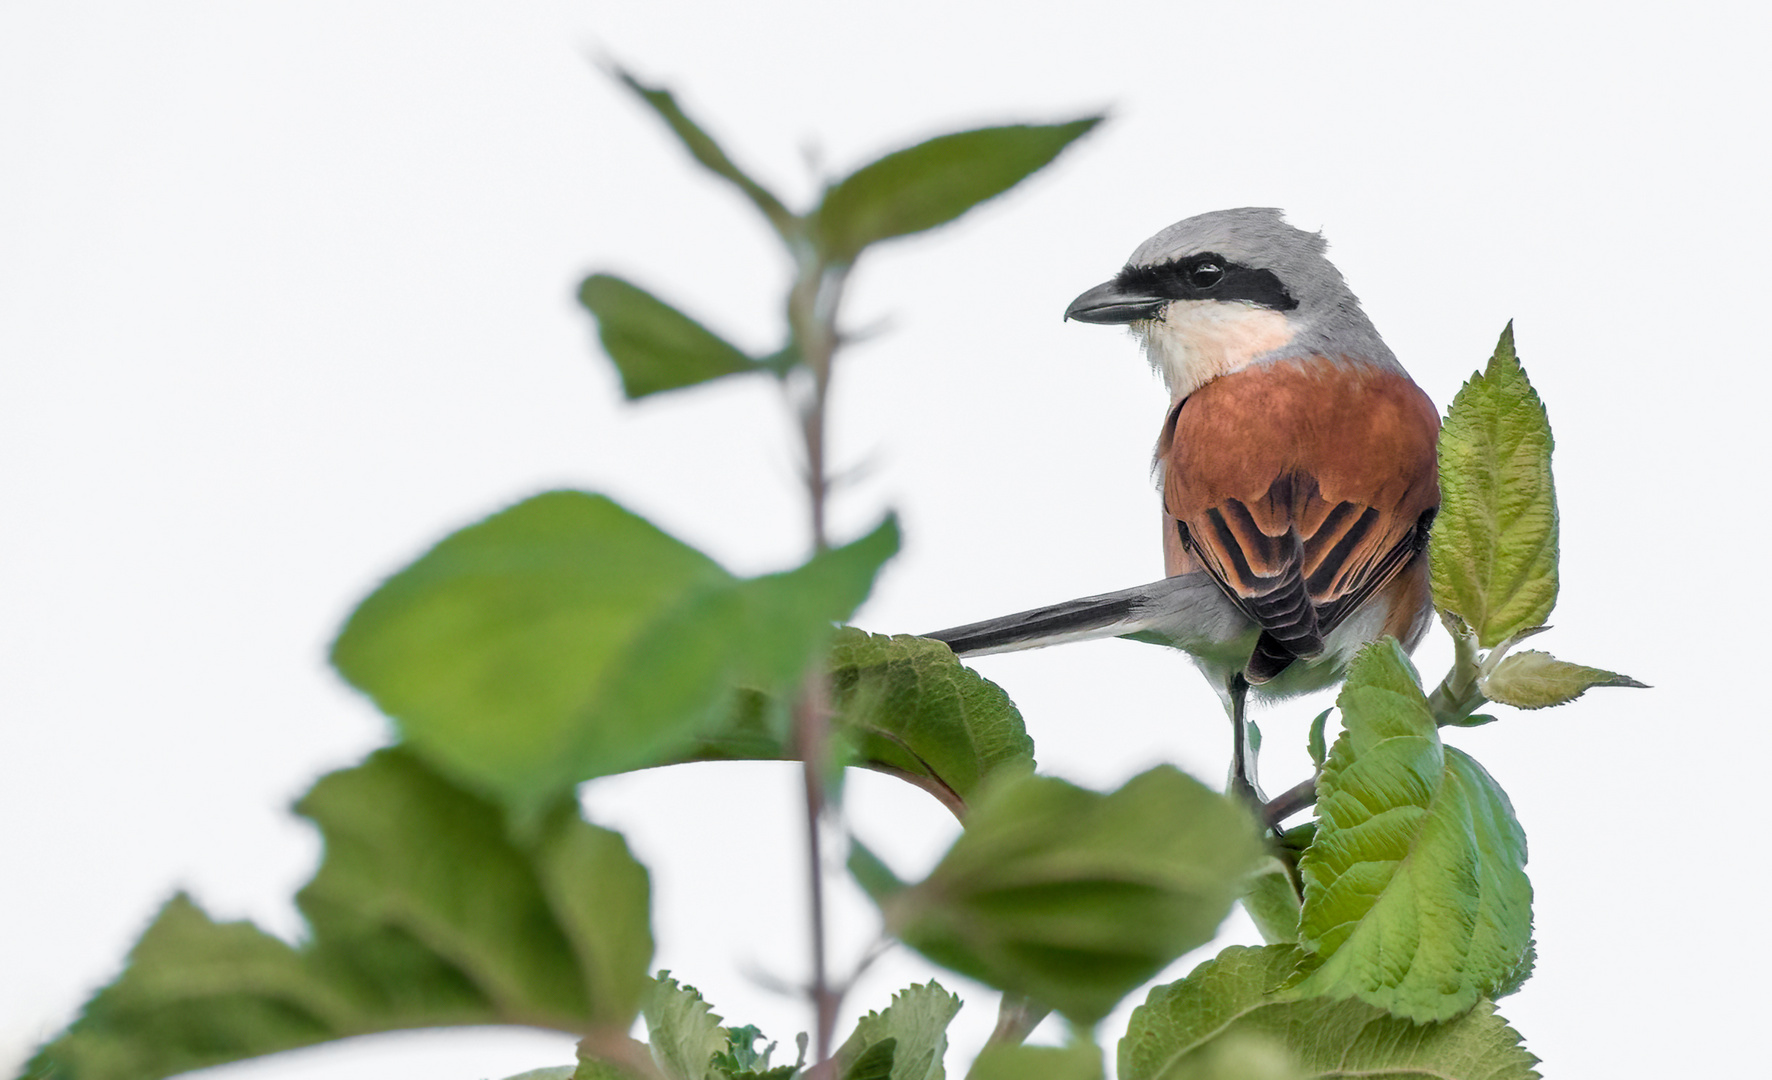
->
(1120, 945, 1539, 1080)
(331, 492, 897, 822)
(612, 68, 797, 241)
(1480, 648, 1646, 709)
(683, 631, 1035, 814)
(1287, 641, 1533, 1021)
(579, 274, 761, 399)
(874, 767, 1262, 1026)
(25, 750, 652, 1080)
(812, 120, 1100, 265)
(1431, 324, 1559, 648)
(834, 982, 962, 1080)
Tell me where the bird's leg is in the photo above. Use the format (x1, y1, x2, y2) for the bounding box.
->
(1227, 673, 1267, 809)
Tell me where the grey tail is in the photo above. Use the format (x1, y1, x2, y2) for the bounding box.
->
(925, 592, 1144, 657)
(922, 575, 1235, 658)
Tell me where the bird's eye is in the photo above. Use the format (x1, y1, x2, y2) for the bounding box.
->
(1186, 259, 1225, 289)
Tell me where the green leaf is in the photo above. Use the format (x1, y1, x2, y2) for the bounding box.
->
(643, 973, 730, 1080)
(683, 630, 1036, 815)
(1288, 641, 1533, 1021)
(578, 274, 761, 399)
(878, 767, 1263, 1026)
(849, 838, 909, 904)
(1305, 709, 1330, 769)
(25, 750, 652, 1080)
(502, 1070, 579, 1080)
(1481, 649, 1648, 709)
(1430, 323, 1560, 648)
(813, 119, 1101, 265)
(1240, 860, 1301, 947)
(1120, 945, 1540, 1080)
(967, 1042, 1103, 1080)
(612, 68, 797, 240)
(332, 492, 897, 821)
(835, 982, 962, 1080)
(844, 1039, 898, 1080)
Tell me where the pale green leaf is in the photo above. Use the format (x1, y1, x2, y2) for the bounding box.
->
(643, 973, 730, 1080)
(878, 768, 1263, 1026)
(24, 750, 652, 1080)
(835, 982, 962, 1080)
(813, 120, 1100, 264)
(1288, 642, 1533, 1021)
(1430, 323, 1559, 647)
(1120, 945, 1540, 1080)
(578, 275, 760, 399)
(1481, 649, 1647, 709)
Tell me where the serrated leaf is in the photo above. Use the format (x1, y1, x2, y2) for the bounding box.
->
(812, 120, 1100, 265)
(1431, 324, 1559, 648)
(613, 68, 797, 240)
(331, 492, 897, 822)
(644, 973, 730, 1080)
(579, 274, 761, 399)
(1481, 649, 1647, 709)
(25, 750, 651, 1080)
(878, 768, 1262, 1026)
(1288, 641, 1533, 1021)
(1120, 945, 1540, 1080)
(835, 982, 962, 1080)
(683, 630, 1035, 815)
(967, 1042, 1103, 1080)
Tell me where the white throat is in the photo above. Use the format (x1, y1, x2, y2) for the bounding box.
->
(1134, 300, 1296, 399)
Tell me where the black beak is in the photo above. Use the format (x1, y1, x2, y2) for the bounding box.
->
(1064, 279, 1167, 324)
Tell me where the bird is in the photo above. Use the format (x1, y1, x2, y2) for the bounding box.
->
(925, 208, 1441, 807)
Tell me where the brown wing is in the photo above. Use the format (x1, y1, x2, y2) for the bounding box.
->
(1158, 356, 1441, 683)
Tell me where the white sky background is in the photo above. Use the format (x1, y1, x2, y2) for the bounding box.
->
(4, 1, 1767, 1076)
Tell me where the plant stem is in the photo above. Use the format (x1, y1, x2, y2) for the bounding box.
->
(787, 255, 850, 1072)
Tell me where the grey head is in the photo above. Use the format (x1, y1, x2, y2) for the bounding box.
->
(1066, 208, 1400, 396)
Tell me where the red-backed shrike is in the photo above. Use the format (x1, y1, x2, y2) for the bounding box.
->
(928, 208, 1440, 802)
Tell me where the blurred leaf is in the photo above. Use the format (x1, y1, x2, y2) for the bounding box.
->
(25, 750, 651, 1080)
(503, 1070, 578, 1080)
(643, 973, 730, 1080)
(1288, 642, 1533, 1021)
(848, 838, 909, 904)
(1480, 649, 1647, 709)
(332, 492, 897, 822)
(835, 982, 961, 1080)
(683, 630, 1035, 815)
(877, 767, 1262, 1026)
(967, 1042, 1103, 1080)
(579, 274, 761, 399)
(813, 119, 1100, 264)
(1120, 946, 1539, 1080)
(613, 68, 797, 240)
(1430, 324, 1559, 648)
